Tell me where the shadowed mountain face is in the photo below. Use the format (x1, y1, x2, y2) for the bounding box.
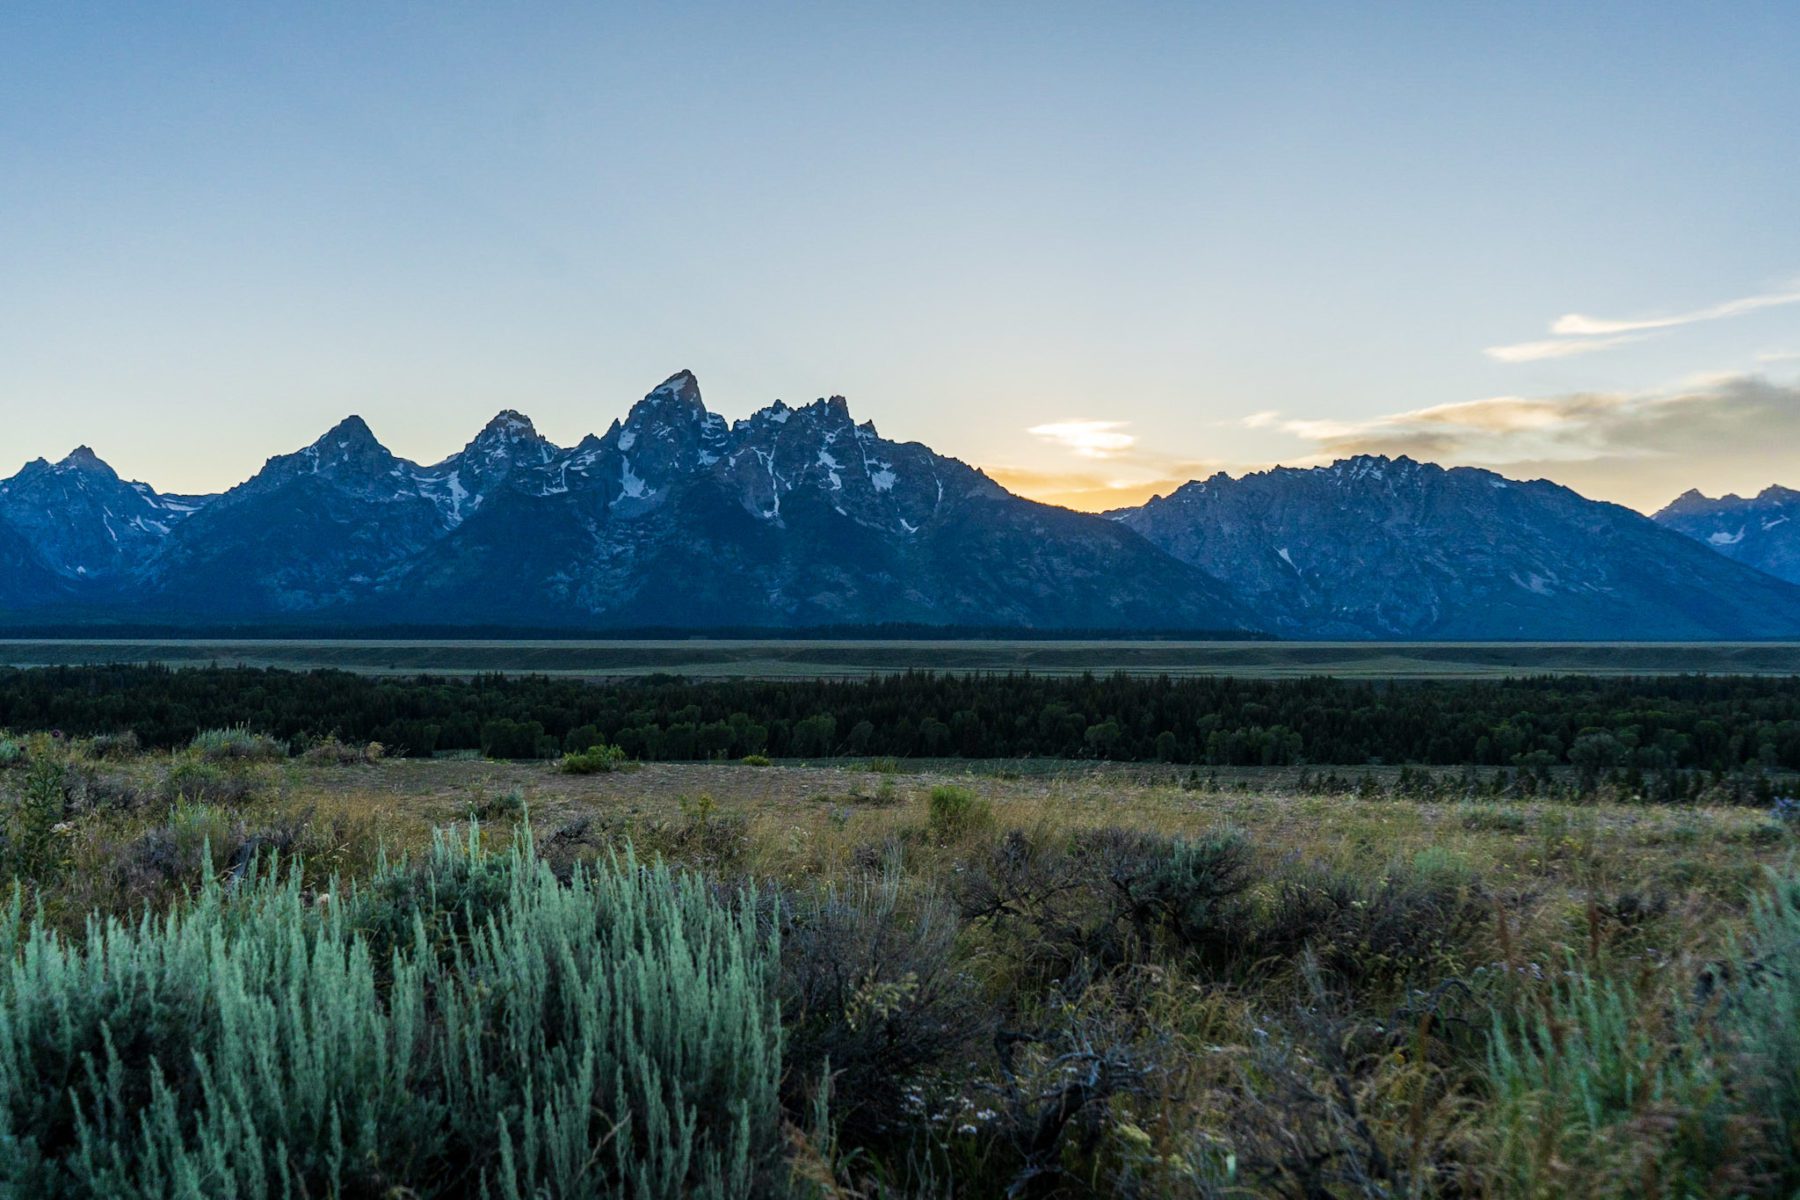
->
(1654, 486, 1800, 586)
(1109, 456, 1800, 639)
(4, 378, 1800, 638)
(0, 373, 1251, 632)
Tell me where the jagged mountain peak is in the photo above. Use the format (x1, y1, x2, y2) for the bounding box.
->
(639, 370, 703, 409)
(458, 410, 554, 468)
(57, 446, 114, 475)
(476, 409, 539, 439)
(318, 414, 379, 444)
(1659, 487, 1714, 515)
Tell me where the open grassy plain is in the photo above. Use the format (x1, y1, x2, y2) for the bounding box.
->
(4, 729, 1799, 1196)
(4, 636, 1800, 677)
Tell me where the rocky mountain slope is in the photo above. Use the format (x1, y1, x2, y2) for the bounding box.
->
(1110, 456, 1800, 639)
(1654, 486, 1800, 586)
(0, 373, 1250, 631)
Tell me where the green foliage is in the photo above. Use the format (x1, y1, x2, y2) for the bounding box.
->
(0, 828, 784, 1197)
(0, 737, 21, 768)
(1, 756, 72, 883)
(741, 754, 773, 767)
(926, 785, 992, 842)
(560, 742, 628, 774)
(188, 725, 286, 761)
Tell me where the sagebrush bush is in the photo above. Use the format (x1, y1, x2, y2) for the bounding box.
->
(0, 827, 784, 1198)
(560, 743, 629, 774)
(776, 867, 982, 1143)
(1261, 857, 1489, 989)
(189, 725, 287, 762)
(0, 737, 22, 768)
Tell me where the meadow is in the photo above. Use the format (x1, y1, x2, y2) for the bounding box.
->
(4, 637, 1800, 678)
(2, 723, 1798, 1197)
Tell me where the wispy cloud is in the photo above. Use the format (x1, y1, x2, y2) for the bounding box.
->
(1551, 287, 1800, 336)
(1027, 419, 1136, 459)
(1486, 283, 1800, 363)
(1484, 334, 1643, 363)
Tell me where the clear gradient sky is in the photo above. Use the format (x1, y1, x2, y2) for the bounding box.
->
(4, 3, 1798, 511)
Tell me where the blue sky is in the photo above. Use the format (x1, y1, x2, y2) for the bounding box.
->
(4, 2, 1798, 509)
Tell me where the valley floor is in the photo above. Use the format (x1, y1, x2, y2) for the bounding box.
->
(5, 636, 1800, 677)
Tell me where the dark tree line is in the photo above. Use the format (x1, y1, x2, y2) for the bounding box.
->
(3, 664, 1800, 773)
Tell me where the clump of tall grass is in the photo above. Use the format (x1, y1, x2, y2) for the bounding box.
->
(1486, 963, 1745, 1196)
(188, 725, 287, 762)
(0, 827, 784, 1197)
(926, 785, 992, 842)
(1724, 868, 1800, 1183)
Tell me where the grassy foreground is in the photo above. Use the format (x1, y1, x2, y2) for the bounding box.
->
(2, 732, 1799, 1196)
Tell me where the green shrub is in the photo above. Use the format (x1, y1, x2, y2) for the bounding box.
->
(1461, 803, 1529, 833)
(926, 785, 992, 841)
(0, 828, 784, 1198)
(188, 726, 286, 762)
(465, 787, 526, 821)
(0, 738, 23, 768)
(83, 731, 140, 761)
(561, 743, 629, 774)
(741, 754, 773, 767)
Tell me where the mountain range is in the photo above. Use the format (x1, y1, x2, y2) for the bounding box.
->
(1653, 486, 1800, 587)
(2, 370, 1798, 640)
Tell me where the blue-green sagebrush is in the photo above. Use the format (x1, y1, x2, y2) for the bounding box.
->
(0, 827, 783, 1198)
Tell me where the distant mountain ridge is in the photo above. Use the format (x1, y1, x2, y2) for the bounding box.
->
(3, 373, 1799, 640)
(1654, 486, 1800, 586)
(1108, 455, 1800, 640)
